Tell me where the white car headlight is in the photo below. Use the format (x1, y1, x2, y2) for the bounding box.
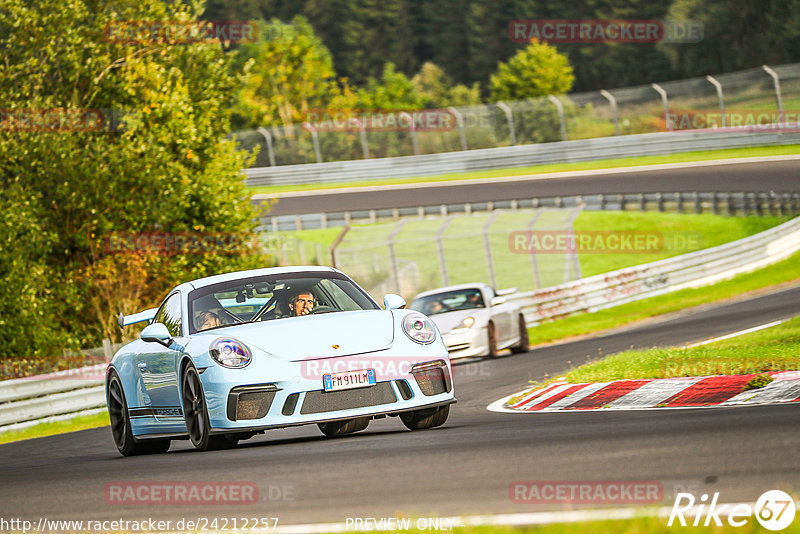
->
(449, 316, 475, 334)
(210, 337, 252, 368)
(402, 313, 436, 344)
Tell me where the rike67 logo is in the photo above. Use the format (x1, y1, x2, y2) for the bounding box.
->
(668, 490, 797, 531)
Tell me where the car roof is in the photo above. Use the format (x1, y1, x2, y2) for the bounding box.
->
(412, 283, 491, 300)
(176, 265, 339, 292)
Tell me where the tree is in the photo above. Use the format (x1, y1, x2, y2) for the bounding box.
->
(230, 16, 348, 128)
(0, 0, 266, 361)
(489, 39, 574, 101)
(412, 62, 481, 108)
(355, 63, 424, 110)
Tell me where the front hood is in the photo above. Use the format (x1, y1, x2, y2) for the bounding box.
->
(205, 310, 395, 361)
(429, 309, 485, 334)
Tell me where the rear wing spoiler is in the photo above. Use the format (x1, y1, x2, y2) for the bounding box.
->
(118, 307, 158, 329)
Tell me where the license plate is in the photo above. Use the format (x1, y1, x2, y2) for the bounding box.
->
(323, 369, 376, 392)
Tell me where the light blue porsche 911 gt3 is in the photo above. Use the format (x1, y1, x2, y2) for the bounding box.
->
(107, 266, 455, 455)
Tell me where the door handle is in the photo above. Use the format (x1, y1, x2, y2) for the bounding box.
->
(138, 362, 147, 372)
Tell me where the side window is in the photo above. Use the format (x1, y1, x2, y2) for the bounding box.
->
(153, 293, 182, 338)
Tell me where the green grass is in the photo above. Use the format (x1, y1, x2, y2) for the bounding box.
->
(0, 410, 109, 445)
(249, 144, 800, 195)
(573, 212, 785, 277)
(563, 312, 800, 384)
(529, 250, 800, 347)
(276, 212, 787, 298)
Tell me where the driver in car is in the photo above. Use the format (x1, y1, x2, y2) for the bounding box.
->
(288, 290, 315, 316)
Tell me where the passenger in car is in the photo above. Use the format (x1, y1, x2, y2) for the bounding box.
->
(196, 311, 222, 331)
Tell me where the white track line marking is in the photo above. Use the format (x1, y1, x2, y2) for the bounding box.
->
(683, 319, 787, 348)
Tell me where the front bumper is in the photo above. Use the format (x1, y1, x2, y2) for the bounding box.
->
(442, 325, 489, 359)
(200, 348, 455, 433)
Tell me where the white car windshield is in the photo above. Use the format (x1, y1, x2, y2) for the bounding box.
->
(410, 288, 485, 316)
(187, 271, 378, 333)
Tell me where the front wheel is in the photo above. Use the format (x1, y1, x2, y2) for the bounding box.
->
(486, 322, 499, 358)
(107, 372, 170, 456)
(511, 315, 530, 354)
(182, 364, 238, 451)
(400, 404, 450, 430)
(317, 417, 370, 437)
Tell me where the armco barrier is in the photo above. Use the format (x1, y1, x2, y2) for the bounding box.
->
(1, 216, 798, 429)
(261, 191, 800, 232)
(244, 130, 800, 187)
(507, 215, 800, 324)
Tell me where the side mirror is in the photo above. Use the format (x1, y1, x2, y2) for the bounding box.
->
(140, 322, 173, 347)
(490, 296, 506, 306)
(383, 294, 406, 310)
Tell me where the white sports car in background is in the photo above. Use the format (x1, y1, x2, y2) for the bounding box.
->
(409, 284, 529, 359)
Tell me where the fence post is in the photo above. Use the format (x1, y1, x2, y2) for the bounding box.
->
(102, 338, 113, 362)
(497, 102, 516, 145)
(435, 217, 454, 286)
(526, 212, 542, 289)
(399, 112, 420, 155)
(705, 75, 725, 127)
(547, 95, 568, 141)
(482, 211, 501, 288)
(302, 122, 323, 163)
(350, 118, 370, 159)
(651, 83, 670, 131)
(256, 127, 276, 166)
(565, 204, 584, 281)
(600, 90, 620, 136)
(762, 65, 785, 124)
(447, 106, 468, 150)
(387, 220, 408, 294)
(329, 225, 350, 267)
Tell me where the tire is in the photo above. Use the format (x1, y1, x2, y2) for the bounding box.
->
(182, 363, 238, 451)
(400, 404, 450, 430)
(511, 314, 530, 354)
(107, 372, 170, 456)
(317, 416, 370, 437)
(486, 322, 499, 358)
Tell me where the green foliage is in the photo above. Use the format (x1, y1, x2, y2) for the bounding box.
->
(742, 374, 775, 392)
(230, 16, 351, 129)
(489, 39, 574, 101)
(0, 0, 269, 361)
(412, 62, 482, 108)
(355, 63, 424, 111)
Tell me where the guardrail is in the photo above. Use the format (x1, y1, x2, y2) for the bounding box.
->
(244, 130, 800, 188)
(261, 191, 800, 232)
(0, 364, 106, 430)
(2, 215, 798, 430)
(506, 215, 800, 325)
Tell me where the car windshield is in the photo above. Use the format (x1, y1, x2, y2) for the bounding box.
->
(187, 271, 378, 334)
(409, 288, 485, 316)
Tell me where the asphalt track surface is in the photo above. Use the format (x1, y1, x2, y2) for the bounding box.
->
(2, 284, 799, 527)
(261, 160, 800, 216)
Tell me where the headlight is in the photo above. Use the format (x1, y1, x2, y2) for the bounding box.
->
(402, 313, 436, 344)
(449, 316, 475, 334)
(210, 337, 252, 368)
